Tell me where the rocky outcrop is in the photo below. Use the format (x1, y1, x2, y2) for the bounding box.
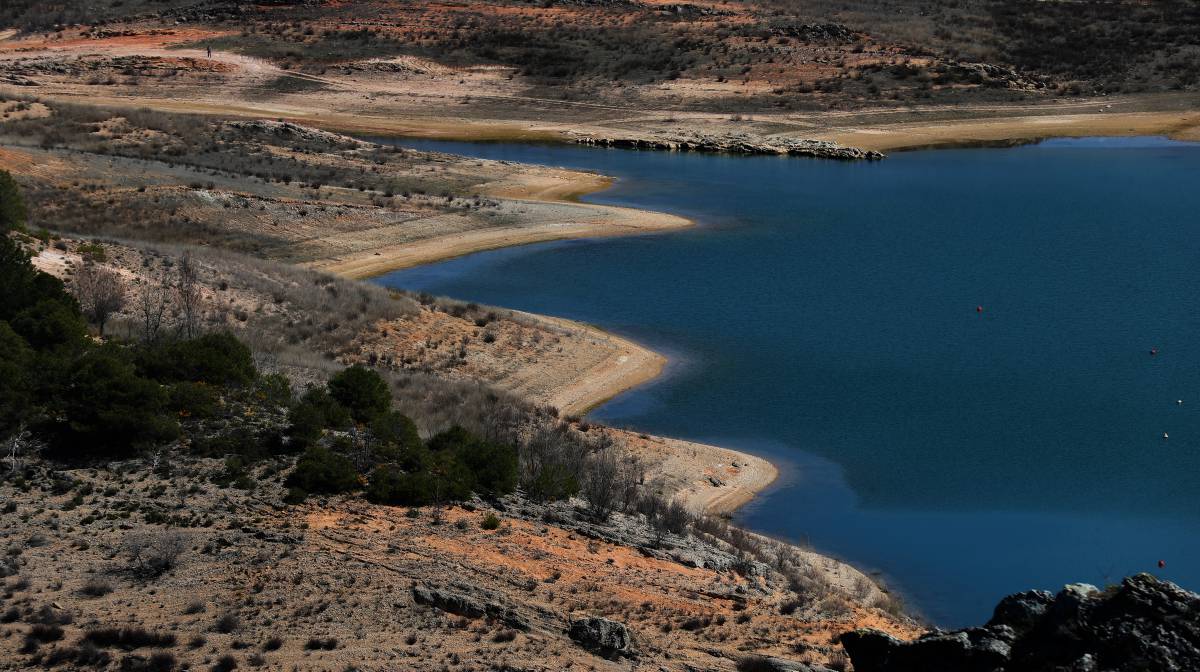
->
(737, 654, 838, 671)
(411, 585, 531, 631)
(770, 22, 856, 43)
(221, 120, 367, 150)
(568, 616, 636, 659)
(841, 574, 1200, 672)
(573, 132, 884, 160)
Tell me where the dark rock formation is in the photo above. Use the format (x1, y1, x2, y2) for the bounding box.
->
(567, 616, 636, 659)
(770, 22, 856, 43)
(737, 654, 837, 671)
(412, 585, 486, 618)
(841, 574, 1200, 672)
(411, 585, 530, 631)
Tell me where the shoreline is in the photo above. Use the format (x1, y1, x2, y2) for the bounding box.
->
(306, 155, 782, 518)
(14, 90, 1199, 157)
(308, 198, 690, 280)
(325, 120, 1199, 519)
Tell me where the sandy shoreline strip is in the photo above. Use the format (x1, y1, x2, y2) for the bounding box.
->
(812, 110, 1200, 152)
(310, 199, 690, 279)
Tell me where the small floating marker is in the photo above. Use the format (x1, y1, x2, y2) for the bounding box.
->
(1150, 347, 1159, 356)
(1179, 400, 1184, 406)
(976, 305, 983, 314)
(1163, 432, 1169, 440)
(1159, 559, 1167, 569)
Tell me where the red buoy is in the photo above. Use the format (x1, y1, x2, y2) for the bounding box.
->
(1158, 559, 1166, 569)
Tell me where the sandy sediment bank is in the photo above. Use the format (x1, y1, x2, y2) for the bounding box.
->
(813, 110, 1200, 153)
(305, 164, 690, 279)
(308, 199, 688, 279)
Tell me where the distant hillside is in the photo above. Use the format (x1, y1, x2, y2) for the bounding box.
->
(3, 0, 1197, 110)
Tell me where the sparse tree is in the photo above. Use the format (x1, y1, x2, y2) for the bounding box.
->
(137, 275, 171, 345)
(6, 423, 40, 472)
(175, 253, 201, 339)
(519, 424, 588, 501)
(74, 263, 126, 336)
(581, 446, 623, 521)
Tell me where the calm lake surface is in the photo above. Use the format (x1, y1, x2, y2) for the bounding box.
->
(374, 136, 1200, 626)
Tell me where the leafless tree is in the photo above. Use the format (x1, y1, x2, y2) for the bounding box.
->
(137, 274, 171, 345)
(581, 443, 640, 521)
(518, 424, 589, 499)
(6, 424, 41, 472)
(655, 498, 691, 535)
(175, 252, 201, 339)
(73, 264, 126, 336)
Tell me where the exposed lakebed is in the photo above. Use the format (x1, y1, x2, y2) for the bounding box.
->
(374, 136, 1200, 626)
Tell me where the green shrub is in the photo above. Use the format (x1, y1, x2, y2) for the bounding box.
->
(0, 321, 33, 432)
(212, 456, 255, 490)
(481, 512, 501, 530)
(0, 236, 78, 323)
(285, 446, 359, 496)
(286, 387, 350, 447)
(327, 365, 390, 424)
(365, 448, 473, 505)
(524, 463, 580, 502)
(370, 409, 422, 461)
(168, 381, 221, 420)
(366, 464, 431, 505)
(46, 345, 178, 459)
(428, 426, 518, 498)
(76, 242, 107, 263)
(11, 298, 88, 351)
(138, 333, 256, 387)
(253, 372, 293, 407)
(190, 426, 281, 460)
(0, 170, 26, 232)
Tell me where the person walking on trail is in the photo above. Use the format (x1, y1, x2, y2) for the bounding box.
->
(206, 45, 212, 59)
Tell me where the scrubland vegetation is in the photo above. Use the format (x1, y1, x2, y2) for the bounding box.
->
(0, 179, 911, 668)
(0, 175, 689, 534)
(5, 0, 1191, 109)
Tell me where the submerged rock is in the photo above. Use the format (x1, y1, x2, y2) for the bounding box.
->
(841, 574, 1200, 672)
(573, 132, 885, 160)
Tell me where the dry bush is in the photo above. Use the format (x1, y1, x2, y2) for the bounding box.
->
(120, 530, 187, 579)
(73, 263, 127, 336)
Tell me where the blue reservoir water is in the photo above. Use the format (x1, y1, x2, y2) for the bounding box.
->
(374, 136, 1200, 626)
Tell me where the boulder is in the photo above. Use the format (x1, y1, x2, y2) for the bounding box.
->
(840, 628, 1008, 672)
(987, 590, 1054, 632)
(567, 616, 636, 659)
